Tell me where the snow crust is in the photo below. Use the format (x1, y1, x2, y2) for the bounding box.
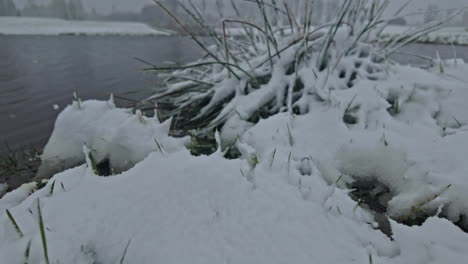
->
(0, 17, 170, 36)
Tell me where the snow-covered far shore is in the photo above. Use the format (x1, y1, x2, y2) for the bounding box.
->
(383, 25, 468, 46)
(220, 25, 468, 46)
(0, 17, 171, 36)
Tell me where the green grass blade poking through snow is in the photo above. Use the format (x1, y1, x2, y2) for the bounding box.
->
(24, 239, 32, 264)
(37, 199, 50, 264)
(120, 240, 132, 264)
(6, 209, 24, 238)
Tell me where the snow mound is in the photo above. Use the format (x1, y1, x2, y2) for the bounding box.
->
(239, 59, 468, 228)
(0, 17, 170, 36)
(36, 97, 189, 181)
(2, 150, 468, 263)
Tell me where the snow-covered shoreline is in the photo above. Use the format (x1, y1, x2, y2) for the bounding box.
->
(0, 17, 171, 36)
(221, 25, 468, 46)
(383, 25, 468, 46)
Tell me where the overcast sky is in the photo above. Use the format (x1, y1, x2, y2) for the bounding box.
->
(13, 0, 468, 15)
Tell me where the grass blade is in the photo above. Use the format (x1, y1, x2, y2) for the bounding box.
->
(6, 209, 23, 238)
(24, 239, 32, 264)
(48, 180, 56, 196)
(120, 240, 132, 264)
(37, 199, 50, 264)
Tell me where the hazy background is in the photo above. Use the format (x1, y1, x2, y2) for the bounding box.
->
(9, 0, 468, 15)
(1, 0, 468, 27)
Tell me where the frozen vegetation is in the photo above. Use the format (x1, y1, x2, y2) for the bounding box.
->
(0, 17, 170, 36)
(2, 0, 468, 263)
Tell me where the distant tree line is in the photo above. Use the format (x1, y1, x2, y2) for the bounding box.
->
(20, 0, 87, 20)
(3, 0, 468, 29)
(0, 0, 19, 16)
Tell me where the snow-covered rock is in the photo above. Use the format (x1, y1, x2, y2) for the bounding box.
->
(35, 97, 189, 181)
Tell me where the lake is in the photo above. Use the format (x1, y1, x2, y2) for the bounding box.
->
(0, 35, 204, 152)
(1, 36, 468, 152)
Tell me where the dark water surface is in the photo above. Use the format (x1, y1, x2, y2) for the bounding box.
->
(1, 37, 468, 152)
(0, 35, 203, 151)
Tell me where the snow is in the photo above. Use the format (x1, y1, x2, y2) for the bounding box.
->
(0, 17, 170, 36)
(238, 59, 468, 227)
(2, 58, 468, 262)
(1, 61, 468, 262)
(2, 149, 468, 263)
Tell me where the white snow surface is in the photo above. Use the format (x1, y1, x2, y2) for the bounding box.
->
(2, 150, 468, 263)
(2, 61, 468, 262)
(239, 59, 468, 226)
(0, 17, 170, 36)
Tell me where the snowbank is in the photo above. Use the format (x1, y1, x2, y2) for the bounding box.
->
(2, 149, 468, 263)
(239, 59, 468, 227)
(0, 17, 170, 36)
(1, 61, 468, 263)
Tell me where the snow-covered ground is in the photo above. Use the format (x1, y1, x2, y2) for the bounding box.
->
(0, 17, 170, 36)
(1, 59, 468, 263)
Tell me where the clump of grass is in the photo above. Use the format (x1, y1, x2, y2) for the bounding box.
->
(0, 143, 42, 194)
(6, 209, 24, 238)
(400, 184, 452, 224)
(142, 0, 444, 136)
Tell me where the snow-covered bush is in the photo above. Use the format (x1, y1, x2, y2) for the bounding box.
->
(144, 0, 446, 132)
